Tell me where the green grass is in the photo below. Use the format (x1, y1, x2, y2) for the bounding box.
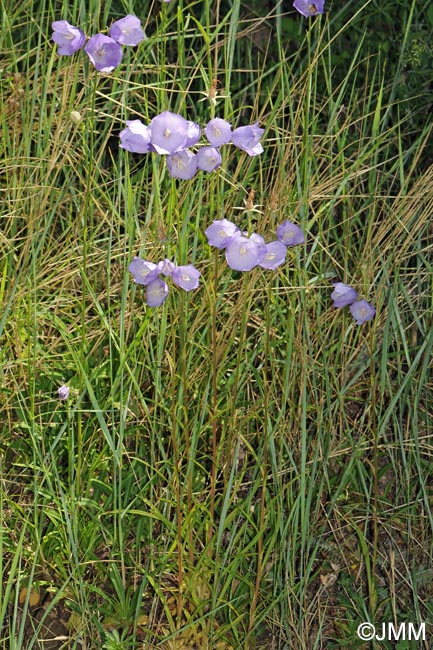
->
(1, 0, 433, 648)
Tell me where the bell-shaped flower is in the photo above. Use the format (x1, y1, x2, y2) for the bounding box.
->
(84, 34, 123, 72)
(185, 121, 201, 147)
(109, 15, 146, 46)
(172, 265, 201, 291)
(52, 20, 86, 55)
(166, 149, 198, 180)
(231, 122, 264, 156)
(350, 299, 376, 325)
(331, 282, 358, 308)
(146, 278, 169, 307)
(250, 233, 267, 263)
(58, 384, 70, 400)
(225, 234, 260, 271)
(204, 118, 232, 147)
(205, 219, 240, 249)
(157, 259, 176, 276)
(276, 220, 305, 246)
(293, 0, 325, 18)
(258, 240, 287, 270)
(149, 111, 190, 155)
(120, 120, 152, 153)
(196, 147, 222, 172)
(128, 258, 159, 285)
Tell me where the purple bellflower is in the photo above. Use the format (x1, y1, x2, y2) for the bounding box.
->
(172, 265, 201, 291)
(128, 258, 159, 285)
(276, 220, 305, 246)
(109, 15, 146, 46)
(84, 34, 123, 72)
(205, 219, 240, 249)
(250, 233, 267, 263)
(52, 21, 86, 55)
(166, 149, 198, 180)
(120, 120, 152, 153)
(331, 282, 358, 308)
(157, 259, 176, 276)
(196, 147, 222, 172)
(231, 123, 264, 156)
(259, 240, 287, 270)
(185, 121, 201, 147)
(149, 111, 190, 155)
(225, 234, 261, 271)
(58, 384, 70, 400)
(350, 299, 376, 325)
(205, 118, 232, 147)
(146, 278, 169, 307)
(293, 0, 325, 17)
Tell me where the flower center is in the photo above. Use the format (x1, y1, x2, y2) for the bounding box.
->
(309, 4, 317, 13)
(174, 157, 186, 170)
(164, 128, 171, 138)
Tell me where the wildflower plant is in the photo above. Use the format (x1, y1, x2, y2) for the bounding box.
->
(10, 3, 429, 650)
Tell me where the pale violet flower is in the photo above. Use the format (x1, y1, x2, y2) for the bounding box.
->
(166, 149, 198, 180)
(185, 121, 201, 147)
(119, 120, 152, 153)
(205, 219, 240, 249)
(276, 220, 305, 246)
(52, 21, 86, 55)
(58, 384, 70, 400)
(149, 111, 190, 155)
(196, 147, 222, 172)
(84, 34, 123, 72)
(258, 241, 287, 270)
(109, 15, 146, 46)
(331, 282, 358, 308)
(204, 118, 232, 147)
(293, 0, 325, 18)
(250, 233, 267, 263)
(128, 258, 159, 285)
(157, 259, 176, 276)
(231, 122, 264, 156)
(146, 278, 169, 307)
(350, 299, 376, 325)
(225, 234, 261, 271)
(172, 265, 201, 291)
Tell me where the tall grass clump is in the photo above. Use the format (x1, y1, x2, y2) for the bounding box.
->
(1, 0, 433, 648)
